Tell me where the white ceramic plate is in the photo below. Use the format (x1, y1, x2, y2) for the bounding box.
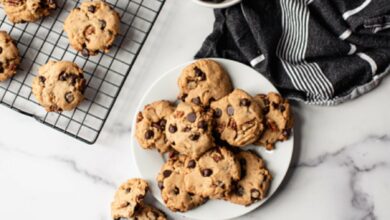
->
(191, 0, 241, 9)
(131, 58, 294, 220)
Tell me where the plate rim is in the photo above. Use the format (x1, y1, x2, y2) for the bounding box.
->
(191, 0, 241, 9)
(130, 58, 294, 220)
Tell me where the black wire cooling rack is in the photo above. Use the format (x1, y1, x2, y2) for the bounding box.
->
(0, 0, 165, 144)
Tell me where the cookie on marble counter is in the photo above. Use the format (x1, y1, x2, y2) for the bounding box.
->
(210, 89, 264, 147)
(254, 92, 293, 150)
(157, 155, 207, 212)
(64, 0, 120, 56)
(165, 102, 215, 159)
(1, 0, 56, 23)
(32, 60, 86, 112)
(225, 150, 272, 206)
(184, 146, 241, 199)
(111, 178, 149, 220)
(0, 31, 20, 82)
(135, 100, 175, 153)
(178, 59, 233, 106)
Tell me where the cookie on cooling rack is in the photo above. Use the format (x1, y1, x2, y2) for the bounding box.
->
(1, 0, 57, 23)
(64, 0, 120, 56)
(32, 60, 86, 112)
(0, 31, 20, 82)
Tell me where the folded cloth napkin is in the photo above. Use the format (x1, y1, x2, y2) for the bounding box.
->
(195, 0, 390, 105)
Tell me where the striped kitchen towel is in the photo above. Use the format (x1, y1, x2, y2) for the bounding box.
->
(195, 0, 390, 105)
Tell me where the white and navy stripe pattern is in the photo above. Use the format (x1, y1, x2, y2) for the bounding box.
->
(277, 0, 334, 101)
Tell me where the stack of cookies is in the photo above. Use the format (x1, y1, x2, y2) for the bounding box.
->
(134, 59, 294, 213)
(0, 0, 121, 112)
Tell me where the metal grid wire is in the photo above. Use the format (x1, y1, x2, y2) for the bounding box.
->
(0, 0, 165, 144)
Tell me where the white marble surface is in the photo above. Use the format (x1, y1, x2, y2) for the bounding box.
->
(0, 1, 390, 220)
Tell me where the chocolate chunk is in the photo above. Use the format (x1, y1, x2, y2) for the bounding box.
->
(197, 120, 208, 131)
(158, 181, 164, 190)
(236, 185, 244, 196)
(182, 126, 191, 132)
(189, 132, 200, 141)
(279, 105, 286, 112)
(168, 124, 177, 133)
(272, 102, 279, 109)
(0, 47, 3, 54)
(262, 106, 270, 115)
(64, 92, 74, 103)
(144, 130, 154, 139)
(151, 122, 161, 130)
(99, 19, 106, 30)
(250, 189, 260, 199)
(0, 63, 4, 73)
(202, 169, 213, 177)
(39, 76, 46, 84)
(159, 119, 167, 130)
(191, 97, 201, 105)
(87, 5, 96, 13)
(187, 160, 196, 168)
(193, 67, 206, 80)
(227, 105, 234, 116)
(125, 188, 131, 193)
(240, 98, 251, 107)
(163, 170, 172, 178)
(212, 154, 223, 162)
(214, 108, 222, 118)
(173, 187, 180, 195)
(58, 72, 68, 81)
(186, 112, 196, 123)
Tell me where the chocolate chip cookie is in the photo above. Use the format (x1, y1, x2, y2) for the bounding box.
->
(135, 100, 175, 153)
(111, 178, 149, 220)
(64, 0, 120, 56)
(1, 0, 56, 23)
(211, 89, 264, 147)
(133, 204, 167, 220)
(254, 92, 293, 150)
(165, 102, 215, 159)
(178, 59, 233, 106)
(184, 147, 241, 199)
(0, 31, 20, 82)
(225, 150, 272, 206)
(157, 155, 207, 212)
(32, 60, 86, 112)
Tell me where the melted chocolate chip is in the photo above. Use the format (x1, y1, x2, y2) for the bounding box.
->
(58, 72, 68, 81)
(189, 133, 200, 141)
(0, 63, 4, 73)
(272, 102, 279, 109)
(39, 76, 46, 84)
(250, 189, 260, 199)
(99, 19, 106, 30)
(0, 47, 3, 54)
(144, 130, 154, 139)
(262, 107, 270, 115)
(173, 187, 180, 195)
(191, 97, 201, 105)
(240, 98, 251, 107)
(87, 5, 96, 13)
(182, 126, 191, 132)
(168, 124, 177, 133)
(186, 112, 197, 123)
(193, 67, 206, 80)
(202, 169, 213, 177)
(187, 160, 196, 168)
(227, 105, 234, 116)
(125, 188, 131, 193)
(159, 119, 167, 129)
(197, 120, 208, 131)
(279, 105, 286, 112)
(236, 185, 244, 196)
(64, 92, 74, 103)
(158, 181, 164, 190)
(163, 170, 172, 178)
(214, 108, 222, 118)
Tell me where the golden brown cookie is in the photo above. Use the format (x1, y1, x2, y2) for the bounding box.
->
(211, 89, 264, 147)
(225, 150, 272, 206)
(135, 100, 175, 153)
(254, 92, 293, 150)
(1, 0, 56, 23)
(64, 0, 120, 56)
(178, 59, 233, 106)
(32, 60, 86, 112)
(133, 204, 167, 220)
(0, 31, 20, 82)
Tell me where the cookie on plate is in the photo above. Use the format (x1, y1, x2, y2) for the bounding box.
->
(225, 150, 272, 206)
(165, 102, 214, 158)
(1, 0, 56, 23)
(133, 204, 167, 220)
(0, 31, 20, 82)
(111, 178, 149, 220)
(178, 59, 233, 106)
(157, 155, 207, 212)
(64, 0, 120, 56)
(135, 100, 175, 153)
(32, 60, 86, 112)
(254, 92, 293, 150)
(210, 89, 264, 147)
(184, 146, 241, 199)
